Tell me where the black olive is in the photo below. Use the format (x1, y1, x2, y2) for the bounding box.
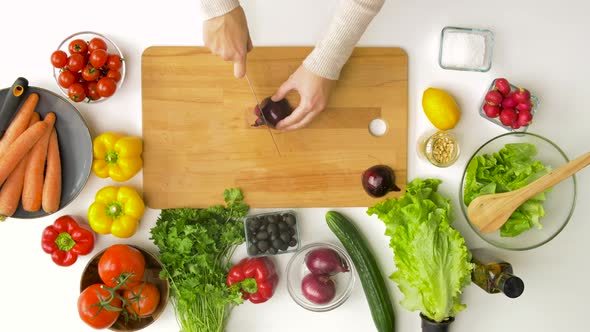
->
(268, 247, 278, 255)
(284, 214, 296, 226)
(270, 233, 278, 241)
(278, 221, 288, 231)
(272, 239, 284, 250)
(257, 240, 270, 252)
(268, 223, 278, 234)
(250, 218, 260, 228)
(266, 215, 278, 223)
(256, 231, 269, 240)
(248, 244, 259, 255)
(289, 239, 297, 247)
(280, 232, 291, 242)
(251, 238, 258, 244)
(280, 242, 288, 251)
(288, 228, 296, 236)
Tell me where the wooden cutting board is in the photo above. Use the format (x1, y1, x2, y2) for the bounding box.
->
(142, 46, 408, 208)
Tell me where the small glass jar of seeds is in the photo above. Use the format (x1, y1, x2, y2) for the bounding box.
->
(418, 130, 460, 167)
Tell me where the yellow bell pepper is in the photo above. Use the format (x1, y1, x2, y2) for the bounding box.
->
(93, 133, 143, 182)
(88, 186, 145, 238)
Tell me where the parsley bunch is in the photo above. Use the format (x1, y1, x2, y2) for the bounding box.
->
(150, 189, 249, 332)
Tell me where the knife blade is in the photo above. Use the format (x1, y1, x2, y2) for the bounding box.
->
(245, 73, 281, 156)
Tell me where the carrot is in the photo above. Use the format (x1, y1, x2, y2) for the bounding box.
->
(0, 121, 47, 187)
(21, 112, 56, 212)
(0, 93, 39, 158)
(42, 128, 61, 214)
(0, 113, 40, 221)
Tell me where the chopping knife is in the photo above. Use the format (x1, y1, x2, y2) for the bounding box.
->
(244, 73, 281, 156)
(0, 77, 29, 138)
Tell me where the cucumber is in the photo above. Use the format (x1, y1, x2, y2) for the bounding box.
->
(326, 210, 395, 332)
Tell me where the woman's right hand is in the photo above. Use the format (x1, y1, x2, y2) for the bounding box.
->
(203, 6, 253, 78)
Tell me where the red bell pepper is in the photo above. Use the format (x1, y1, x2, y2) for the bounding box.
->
(41, 215, 95, 267)
(227, 257, 278, 304)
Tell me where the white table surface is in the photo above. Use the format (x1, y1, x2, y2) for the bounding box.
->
(1, 1, 589, 331)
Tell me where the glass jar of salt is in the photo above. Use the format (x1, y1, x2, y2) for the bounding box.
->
(439, 27, 494, 72)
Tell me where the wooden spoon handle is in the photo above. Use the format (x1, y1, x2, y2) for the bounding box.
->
(513, 151, 590, 199)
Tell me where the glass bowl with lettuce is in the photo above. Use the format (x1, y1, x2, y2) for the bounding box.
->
(460, 132, 577, 250)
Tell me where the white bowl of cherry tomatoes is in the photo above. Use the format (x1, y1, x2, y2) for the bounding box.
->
(51, 31, 125, 103)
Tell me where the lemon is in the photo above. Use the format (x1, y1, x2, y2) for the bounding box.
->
(422, 87, 461, 130)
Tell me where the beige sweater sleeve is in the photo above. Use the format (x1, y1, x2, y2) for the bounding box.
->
(200, 0, 240, 20)
(200, 0, 385, 79)
(304, 0, 386, 80)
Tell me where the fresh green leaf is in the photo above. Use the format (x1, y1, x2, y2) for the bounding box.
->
(463, 143, 551, 237)
(149, 188, 248, 332)
(368, 178, 473, 322)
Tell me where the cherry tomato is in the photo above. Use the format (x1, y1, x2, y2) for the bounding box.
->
(68, 39, 88, 55)
(98, 244, 145, 290)
(88, 37, 108, 53)
(67, 54, 86, 72)
(78, 284, 122, 329)
(97, 77, 117, 98)
(107, 54, 123, 71)
(50, 50, 68, 68)
(89, 49, 108, 69)
(106, 69, 122, 82)
(58, 70, 77, 88)
(68, 83, 86, 102)
(123, 282, 161, 317)
(87, 82, 101, 101)
(82, 65, 100, 82)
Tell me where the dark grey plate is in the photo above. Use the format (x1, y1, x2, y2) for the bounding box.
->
(0, 86, 92, 218)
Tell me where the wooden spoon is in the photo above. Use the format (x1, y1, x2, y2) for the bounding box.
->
(468, 151, 590, 234)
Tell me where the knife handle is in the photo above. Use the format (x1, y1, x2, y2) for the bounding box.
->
(0, 77, 29, 137)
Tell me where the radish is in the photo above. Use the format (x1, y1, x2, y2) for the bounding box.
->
(501, 96, 518, 109)
(483, 103, 500, 118)
(499, 108, 517, 126)
(516, 101, 532, 112)
(513, 88, 531, 104)
(485, 90, 503, 106)
(494, 78, 511, 96)
(517, 110, 533, 127)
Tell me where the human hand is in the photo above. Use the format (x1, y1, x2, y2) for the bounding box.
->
(203, 6, 253, 78)
(271, 65, 335, 131)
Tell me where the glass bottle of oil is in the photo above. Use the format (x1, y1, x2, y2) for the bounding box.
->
(471, 248, 524, 298)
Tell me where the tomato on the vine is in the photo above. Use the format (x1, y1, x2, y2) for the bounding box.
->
(97, 77, 117, 98)
(106, 69, 122, 82)
(87, 82, 101, 101)
(68, 39, 88, 55)
(123, 282, 161, 317)
(68, 83, 86, 102)
(51, 50, 68, 68)
(82, 65, 101, 81)
(107, 54, 123, 71)
(88, 37, 108, 53)
(58, 70, 77, 88)
(89, 49, 108, 69)
(67, 54, 86, 72)
(98, 244, 145, 290)
(78, 284, 122, 329)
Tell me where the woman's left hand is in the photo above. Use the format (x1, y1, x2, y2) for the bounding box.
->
(271, 65, 335, 131)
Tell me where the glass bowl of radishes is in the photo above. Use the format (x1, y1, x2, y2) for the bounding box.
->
(480, 78, 539, 132)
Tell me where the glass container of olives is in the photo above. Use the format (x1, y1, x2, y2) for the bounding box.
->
(244, 210, 301, 257)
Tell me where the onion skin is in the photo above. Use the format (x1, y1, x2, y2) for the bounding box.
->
(301, 273, 336, 304)
(305, 248, 349, 276)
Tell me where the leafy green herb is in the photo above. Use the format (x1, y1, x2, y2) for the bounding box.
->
(149, 188, 249, 332)
(463, 143, 551, 237)
(368, 178, 473, 322)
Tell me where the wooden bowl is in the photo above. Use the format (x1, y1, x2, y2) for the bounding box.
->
(80, 245, 170, 331)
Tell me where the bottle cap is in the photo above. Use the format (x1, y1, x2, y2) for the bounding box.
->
(502, 275, 525, 298)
